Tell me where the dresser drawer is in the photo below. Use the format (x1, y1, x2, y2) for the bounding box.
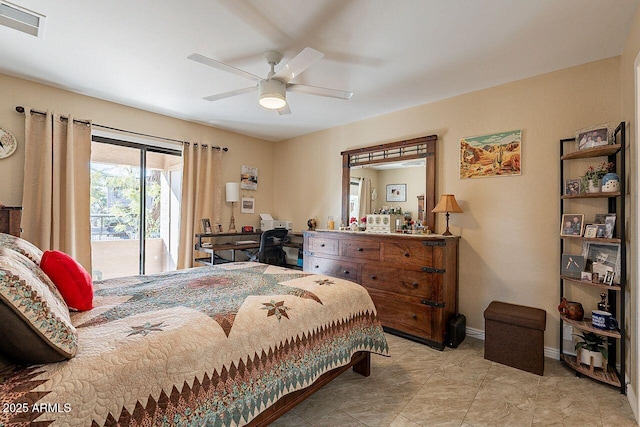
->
(368, 289, 434, 338)
(383, 240, 442, 267)
(307, 236, 339, 255)
(304, 254, 359, 282)
(340, 239, 380, 260)
(361, 265, 438, 299)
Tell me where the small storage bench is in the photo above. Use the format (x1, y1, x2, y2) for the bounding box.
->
(484, 301, 546, 375)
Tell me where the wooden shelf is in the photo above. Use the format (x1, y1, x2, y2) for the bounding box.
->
(560, 235, 620, 244)
(561, 191, 620, 199)
(560, 315, 621, 338)
(561, 144, 621, 160)
(561, 276, 622, 291)
(561, 354, 621, 387)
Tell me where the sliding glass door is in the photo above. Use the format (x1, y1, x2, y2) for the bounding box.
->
(90, 137, 181, 279)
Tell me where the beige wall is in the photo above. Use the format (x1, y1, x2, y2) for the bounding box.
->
(0, 73, 274, 231)
(274, 58, 622, 356)
(620, 4, 640, 418)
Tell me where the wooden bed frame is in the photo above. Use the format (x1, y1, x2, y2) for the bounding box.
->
(248, 351, 371, 426)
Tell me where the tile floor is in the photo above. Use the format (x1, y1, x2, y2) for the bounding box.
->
(272, 334, 637, 427)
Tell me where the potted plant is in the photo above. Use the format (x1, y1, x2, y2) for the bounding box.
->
(580, 161, 613, 193)
(574, 331, 608, 368)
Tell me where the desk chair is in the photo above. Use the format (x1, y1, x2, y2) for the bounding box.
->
(258, 229, 288, 266)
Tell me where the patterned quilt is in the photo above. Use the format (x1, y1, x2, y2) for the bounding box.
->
(0, 262, 388, 426)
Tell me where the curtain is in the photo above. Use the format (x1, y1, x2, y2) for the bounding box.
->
(357, 177, 371, 221)
(177, 143, 222, 269)
(21, 109, 93, 271)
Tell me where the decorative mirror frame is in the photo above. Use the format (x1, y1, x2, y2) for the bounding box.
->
(340, 135, 437, 231)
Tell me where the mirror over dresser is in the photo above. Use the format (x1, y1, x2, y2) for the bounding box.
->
(304, 135, 460, 350)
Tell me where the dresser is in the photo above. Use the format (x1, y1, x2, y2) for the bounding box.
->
(0, 206, 22, 237)
(303, 230, 459, 350)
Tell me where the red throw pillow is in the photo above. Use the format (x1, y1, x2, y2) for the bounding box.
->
(40, 250, 93, 311)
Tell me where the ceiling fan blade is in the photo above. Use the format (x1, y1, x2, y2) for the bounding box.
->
(203, 86, 258, 102)
(273, 47, 324, 83)
(188, 53, 262, 82)
(277, 104, 291, 115)
(287, 84, 353, 100)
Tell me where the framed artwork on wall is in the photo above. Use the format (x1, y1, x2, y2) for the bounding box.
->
(386, 184, 406, 202)
(241, 197, 255, 214)
(459, 129, 522, 179)
(241, 165, 258, 190)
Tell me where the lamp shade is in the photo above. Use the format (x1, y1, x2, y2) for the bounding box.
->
(258, 79, 287, 110)
(432, 194, 463, 213)
(225, 182, 240, 202)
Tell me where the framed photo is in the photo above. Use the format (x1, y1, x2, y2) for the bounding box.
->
(386, 184, 407, 202)
(581, 271, 592, 281)
(603, 270, 615, 286)
(564, 179, 581, 196)
(201, 218, 212, 234)
(604, 214, 616, 239)
(241, 197, 255, 214)
(560, 214, 584, 236)
(594, 213, 608, 224)
(576, 124, 612, 150)
(562, 254, 585, 278)
(591, 272, 600, 284)
(240, 165, 258, 190)
(582, 241, 620, 284)
(583, 224, 598, 238)
(595, 224, 607, 238)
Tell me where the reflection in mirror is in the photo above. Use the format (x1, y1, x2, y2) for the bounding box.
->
(349, 159, 426, 223)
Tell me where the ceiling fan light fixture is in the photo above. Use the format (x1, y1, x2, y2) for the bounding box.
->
(258, 79, 287, 110)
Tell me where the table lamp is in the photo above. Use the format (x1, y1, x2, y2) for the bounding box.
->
(431, 194, 463, 236)
(225, 182, 240, 233)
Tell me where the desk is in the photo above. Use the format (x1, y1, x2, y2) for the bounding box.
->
(194, 231, 303, 267)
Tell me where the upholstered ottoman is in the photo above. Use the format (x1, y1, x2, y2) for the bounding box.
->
(483, 301, 547, 375)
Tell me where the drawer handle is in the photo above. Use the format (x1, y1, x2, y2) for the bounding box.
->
(370, 275, 377, 280)
(320, 243, 325, 247)
(314, 265, 319, 269)
(412, 282, 418, 288)
(412, 314, 417, 320)
(357, 247, 363, 252)
(404, 252, 410, 257)
(343, 270, 350, 275)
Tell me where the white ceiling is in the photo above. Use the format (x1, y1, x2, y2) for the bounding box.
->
(0, 0, 637, 142)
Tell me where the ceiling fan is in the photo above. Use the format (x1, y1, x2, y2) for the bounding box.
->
(188, 47, 353, 115)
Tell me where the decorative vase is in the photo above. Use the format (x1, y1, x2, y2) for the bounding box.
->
(579, 349, 603, 369)
(587, 179, 601, 193)
(601, 172, 620, 193)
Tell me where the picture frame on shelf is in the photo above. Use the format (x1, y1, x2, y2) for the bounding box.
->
(604, 214, 616, 239)
(584, 224, 598, 238)
(201, 218, 212, 234)
(560, 214, 584, 236)
(582, 241, 620, 284)
(603, 270, 615, 286)
(564, 179, 581, 196)
(591, 272, 600, 284)
(575, 123, 612, 150)
(595, 224, 607, 238)
(562, 254, 585, 278)
(594, 213, 608, 224)
(581, 271, 593, 281)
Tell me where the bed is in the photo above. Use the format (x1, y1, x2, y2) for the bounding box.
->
(0, 235, 388, 426)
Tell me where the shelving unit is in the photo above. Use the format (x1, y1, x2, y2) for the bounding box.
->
(559, 122, 626, 394)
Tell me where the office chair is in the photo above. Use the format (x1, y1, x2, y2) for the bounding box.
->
(258, 229, 288, 266)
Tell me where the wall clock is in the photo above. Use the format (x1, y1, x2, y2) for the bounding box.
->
(0, 128, 17, 159)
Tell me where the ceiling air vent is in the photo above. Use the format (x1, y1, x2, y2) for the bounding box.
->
(0, 1, 45, 38)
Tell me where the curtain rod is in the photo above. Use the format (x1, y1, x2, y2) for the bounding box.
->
(15, 106, 229, 151)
